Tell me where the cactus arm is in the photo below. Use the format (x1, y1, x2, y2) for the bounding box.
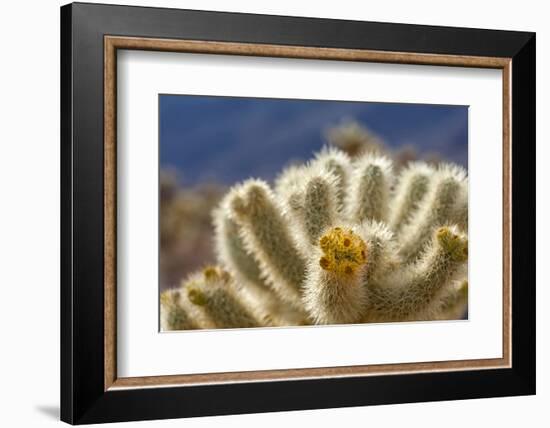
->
(227, 179, 306, 308)
(274, 164, 307, 199)
(303, 226, 369, 324)
(184, 267, 261, 329)
(311, 147, 352, 209)
(279, 166, 341, 255)
(388, 162, 433, 233)
(436, 279, 468, 320)
(213, 204, 265, 286)
(365, 226, 468, 322)
(160, 289, 198, 331)
(346, 154, 393, 223)
(398, 164, 467, 262)
(240, 283, 311, 326)
(357, 220, 400, 284)
(300, 174, 340, 245)
(451, 181, 469, 232)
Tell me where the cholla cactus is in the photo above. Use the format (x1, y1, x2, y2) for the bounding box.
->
(161, 147, 468, 330)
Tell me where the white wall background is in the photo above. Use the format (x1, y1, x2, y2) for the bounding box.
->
(0, 1, 546, 427)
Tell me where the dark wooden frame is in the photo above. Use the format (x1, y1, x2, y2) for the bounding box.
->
(61, 2, 536, 424)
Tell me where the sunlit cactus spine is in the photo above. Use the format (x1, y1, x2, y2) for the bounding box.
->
(161, 146, 468, 330)
(212, 202, 308, 326)
(160, 289, 197, 331)
(224, 179, 306, 310)
(397, 165, 467, 262)
(387, 162, 433, 233)
(303, 225, 369, 324)
(364, 225, 468, 322)
(346, 155, 393, 224)
(161, 266, 256, 330)
(276, 163, 341, 256)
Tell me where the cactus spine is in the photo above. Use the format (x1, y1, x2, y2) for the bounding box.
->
(161, 147, 468, 331)
(303, 225, 369, 324)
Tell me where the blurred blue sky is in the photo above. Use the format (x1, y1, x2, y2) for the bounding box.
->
(159, 95, 468, 186)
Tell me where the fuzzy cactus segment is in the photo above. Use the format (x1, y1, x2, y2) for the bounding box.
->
(452, 182, 469, 232)
(365, 226, 468, 322)
(159, 266, 308, 330)
(388, 162, 433, 232)
(346, 155, 393, 223)
(398, 164, 467, 262)
(184, 266, 260, 329)
(278, 166, 340, 252)
(213, 203, 265, 287)
(226, 179, 306, 308)
(301, 175, 339, 244)
(162, 146, 468, 330)
(437, 280, 469, 320)
(358, 221, 399, 283)
(160, 289, 197, 331)
(311, 147, 352, 208)
(303, 226, 369, 324)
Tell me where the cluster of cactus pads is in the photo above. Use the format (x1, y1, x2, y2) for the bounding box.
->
(161, 147, 468, 331)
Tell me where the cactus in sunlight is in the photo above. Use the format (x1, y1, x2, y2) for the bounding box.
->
(303, 225, 369, 324)
(161, 144, 468, 330)
(160, 289, 197, 331)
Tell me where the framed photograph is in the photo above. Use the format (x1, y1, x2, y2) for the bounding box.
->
(60, 2, 535, 424)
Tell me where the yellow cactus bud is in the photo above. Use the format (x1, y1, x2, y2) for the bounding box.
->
(203, 266, 220, 281)
(318, 227, 367, 276)
(436, 226, 468, 262)
(187, 286, 207, 306)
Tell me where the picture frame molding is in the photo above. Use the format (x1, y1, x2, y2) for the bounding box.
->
(104, 35, 512, 390)
(61, 2, 535, 424)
